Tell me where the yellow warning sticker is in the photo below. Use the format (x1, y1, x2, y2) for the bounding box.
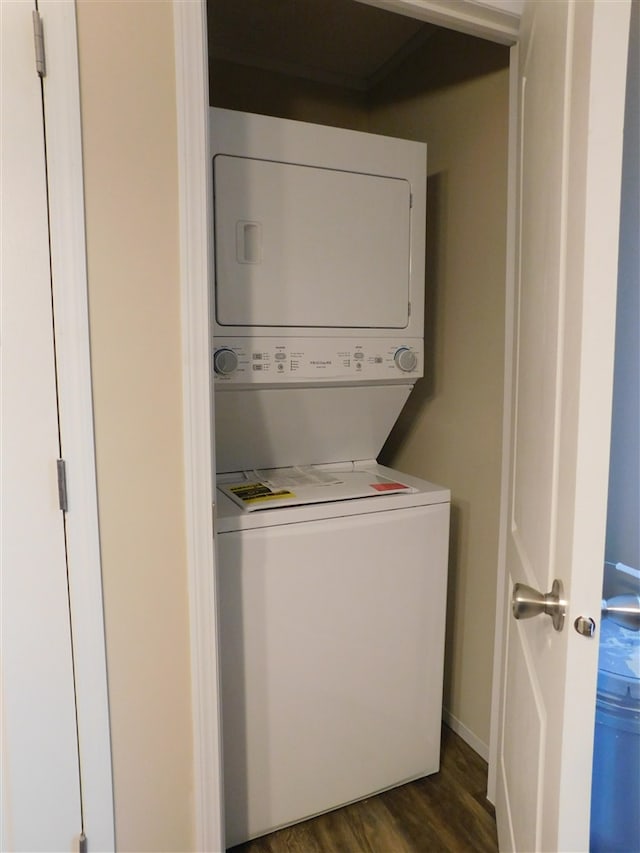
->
(229, 482, 296, 504)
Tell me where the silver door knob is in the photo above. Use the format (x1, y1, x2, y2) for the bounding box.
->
(512, 578, 566, 632)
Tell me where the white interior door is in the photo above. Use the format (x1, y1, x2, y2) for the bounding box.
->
(1, 2, 83, 849)
(495, 2, 631, 851)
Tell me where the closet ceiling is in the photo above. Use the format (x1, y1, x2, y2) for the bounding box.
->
(208, 0, 436, 91)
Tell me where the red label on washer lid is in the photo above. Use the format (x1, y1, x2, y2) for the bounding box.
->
(371, 482, 408, 492)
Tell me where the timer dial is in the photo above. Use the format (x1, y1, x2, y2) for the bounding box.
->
(394, 347, 417, 373)
(214, 347, 239, 375)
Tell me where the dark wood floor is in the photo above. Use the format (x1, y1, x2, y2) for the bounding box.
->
(228, 726, 498, 853)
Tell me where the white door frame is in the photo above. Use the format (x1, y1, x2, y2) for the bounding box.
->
(173, 2, 521, 849)
(173, 3, 225, 850)
(354, 0, 522, 43)
(486, 40, 520, 803)
(1, 0, 114, 848)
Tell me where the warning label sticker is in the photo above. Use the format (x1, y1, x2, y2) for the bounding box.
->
(370, 481, 408, 492)
(228, 482, 296, 504)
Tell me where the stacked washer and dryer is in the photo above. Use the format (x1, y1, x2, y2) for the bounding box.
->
(210, 107, 450, 846)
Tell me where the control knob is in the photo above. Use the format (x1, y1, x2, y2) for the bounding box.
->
(394, 347, 417, 373)
(213, 347, 239, 376)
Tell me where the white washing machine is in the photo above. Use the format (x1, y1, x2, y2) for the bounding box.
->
(210, 109, 450, 846)
(216, 462, 449, 846)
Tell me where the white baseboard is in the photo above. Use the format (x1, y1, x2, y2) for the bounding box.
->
(443, 708, 490, 762)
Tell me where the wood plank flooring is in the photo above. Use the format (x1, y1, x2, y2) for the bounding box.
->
(228, 726, 498, 853)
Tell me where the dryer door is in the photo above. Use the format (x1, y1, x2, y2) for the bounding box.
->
(213, 155, 412, 329)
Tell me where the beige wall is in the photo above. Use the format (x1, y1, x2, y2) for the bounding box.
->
(76, 2, 194, 850)
(212, 29, 509, 751)
(211, 59, 369, 131)
(373, 31, 509, 748)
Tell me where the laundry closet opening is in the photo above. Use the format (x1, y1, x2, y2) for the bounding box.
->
(208, 0, 510, 772)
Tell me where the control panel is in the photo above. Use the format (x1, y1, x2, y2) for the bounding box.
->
(213, 337, 422, 384)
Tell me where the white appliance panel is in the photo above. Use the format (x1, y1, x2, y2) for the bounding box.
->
(214, 156, 411, 329)
(218, 500, 450, 846)
(215, 385, 412, 473)
(210, 108, 426, 342)
(213, 336, 422, 385)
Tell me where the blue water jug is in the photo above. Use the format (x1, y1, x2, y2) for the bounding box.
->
(590, 608, 640, 852)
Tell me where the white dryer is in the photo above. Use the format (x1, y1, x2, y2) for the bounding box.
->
(209, 109, 450, 846)
(210, 107, 427, 475)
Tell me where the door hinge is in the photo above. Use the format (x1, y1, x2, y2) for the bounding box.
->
(409, 192, 413, 208)
(32, 10, 46, 78)
(78, 832, 87, 853)
(56, 459, 68, 512)
(408, 301, 412, 317)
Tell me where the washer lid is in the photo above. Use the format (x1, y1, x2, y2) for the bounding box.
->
(218, 465, 416, 513)
(215, 462, 450, 533)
